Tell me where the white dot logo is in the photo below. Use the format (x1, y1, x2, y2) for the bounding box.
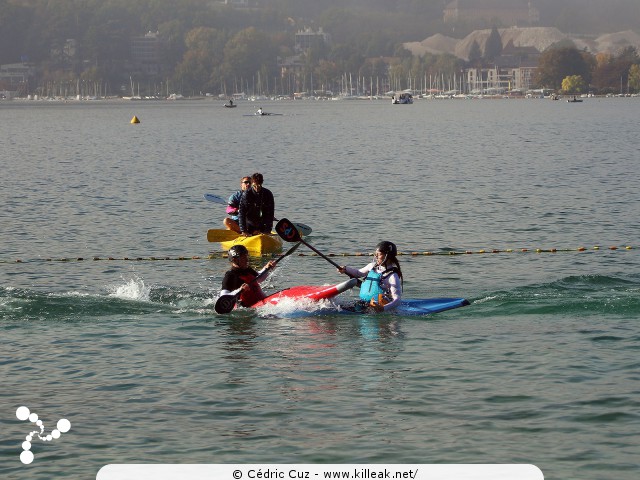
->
(16, 406, 71, 465)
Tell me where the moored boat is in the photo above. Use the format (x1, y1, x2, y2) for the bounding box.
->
(392, 92, 413, 104)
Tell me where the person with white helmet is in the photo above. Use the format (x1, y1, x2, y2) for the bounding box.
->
(220, 245, 276, 307)
(337, 241, 403, 312)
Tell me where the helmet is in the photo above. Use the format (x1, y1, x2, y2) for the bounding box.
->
(228, 245, 249, 260)
(376, 241, 397, 257)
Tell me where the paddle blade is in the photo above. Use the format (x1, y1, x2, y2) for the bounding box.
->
(275, 218, 301, 242)
(203, 193, 227, 205)
(214, 294, 238, 314)
(207, 229, 241, 242)
(292, 222, 312, 236)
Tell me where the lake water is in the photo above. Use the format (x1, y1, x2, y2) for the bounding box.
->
(1, 98, 639, 479)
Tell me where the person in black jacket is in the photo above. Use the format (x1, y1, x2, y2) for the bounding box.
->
(238, 172, 275, 235)
(220, 245, 276, 307)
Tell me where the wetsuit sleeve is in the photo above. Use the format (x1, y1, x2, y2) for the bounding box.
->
(254, 265, 272, 283)
(261, 189, 275, 234)
(382, 273, 402, 311)
(228, 191, 239, 208)
(221, 270, 241, 293)
(343, 262, 374, 278)
(226, 191, 241, 218)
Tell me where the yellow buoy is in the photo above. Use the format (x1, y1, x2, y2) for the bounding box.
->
(130, 115, 140, 124)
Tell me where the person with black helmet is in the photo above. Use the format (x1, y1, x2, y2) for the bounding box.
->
(337, 241, 403, 312)
(238, 173, 275, 236)
(220, 244, 276, 307)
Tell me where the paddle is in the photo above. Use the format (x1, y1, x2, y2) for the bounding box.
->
(203, 193, 228, 205)
(207, 229, 245, 243)
(275, 218, 361, 285)
(203, 193, 313, 236)
(214, 241, 302, 314)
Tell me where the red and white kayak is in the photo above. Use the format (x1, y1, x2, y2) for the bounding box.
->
(252, 278, 358, 308)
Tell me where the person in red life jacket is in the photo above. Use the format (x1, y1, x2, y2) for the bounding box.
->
(337, 241, 403, 312)
(220, 245, 276, 307)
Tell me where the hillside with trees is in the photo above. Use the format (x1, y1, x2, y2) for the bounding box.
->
(1, 0, 639, 97)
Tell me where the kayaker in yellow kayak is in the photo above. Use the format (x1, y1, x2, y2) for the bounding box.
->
(223, 176, 251, 233)
(337, 241, 403, 312)
(220, 245, 277, 307)
(239, 173, 275, 236)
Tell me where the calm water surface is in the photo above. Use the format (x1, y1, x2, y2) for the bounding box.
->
(1, 98, 639, 480)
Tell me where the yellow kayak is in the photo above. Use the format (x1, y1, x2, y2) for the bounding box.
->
(220, 233, 283, 257)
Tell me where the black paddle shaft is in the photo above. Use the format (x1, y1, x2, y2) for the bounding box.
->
(275, 218, 357, 278)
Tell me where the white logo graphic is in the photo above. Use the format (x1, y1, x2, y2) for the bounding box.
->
(16, 406, 71, 465)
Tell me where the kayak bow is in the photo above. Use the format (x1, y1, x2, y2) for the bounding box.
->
(252, 278, 358, 308)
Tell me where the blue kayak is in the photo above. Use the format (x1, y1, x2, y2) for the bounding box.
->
(339, 297, 470, 316)
(397, 298, 470, 315)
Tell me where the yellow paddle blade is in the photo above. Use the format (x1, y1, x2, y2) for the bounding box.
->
(207, 229, 241, 243)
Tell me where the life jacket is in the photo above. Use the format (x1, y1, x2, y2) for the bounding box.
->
(359, 267, 398, 303)
(237, 271, 265, 307)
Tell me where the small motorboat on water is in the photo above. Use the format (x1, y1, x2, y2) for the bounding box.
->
(244, 111, 283, 116)
(224, 103, 236, 108)
(392, 93, 413, 104)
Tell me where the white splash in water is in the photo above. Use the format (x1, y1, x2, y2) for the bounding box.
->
(108, 276, 151, 302)
(255, 297, 337, 317)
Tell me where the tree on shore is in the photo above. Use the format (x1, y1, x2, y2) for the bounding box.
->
(591, 46, 639, 94)
(483, 26, 503, 63)
(173, 27, 227, 94)
(534, 46, 594, 90)
(561, 75, 587, 94)
(629, 64, 640, 93)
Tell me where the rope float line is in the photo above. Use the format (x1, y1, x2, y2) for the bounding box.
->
(2, 245, 634, 264)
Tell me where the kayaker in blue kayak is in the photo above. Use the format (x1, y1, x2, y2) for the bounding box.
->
(220, 245, 276, 307)
(338, 241, 403, 312)
(223, 176, 252, 233)
(239, 173, 275, 236)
